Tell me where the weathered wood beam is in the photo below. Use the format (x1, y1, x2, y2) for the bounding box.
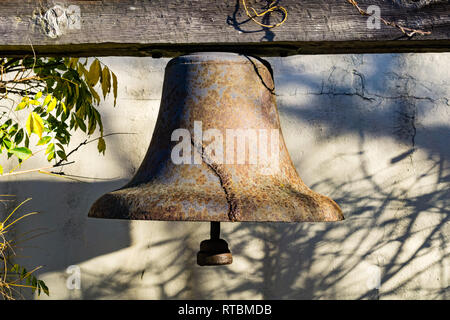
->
(0, 0, 449, 57)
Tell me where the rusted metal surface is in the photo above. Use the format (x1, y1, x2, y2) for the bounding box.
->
(88, 52, 344, 222)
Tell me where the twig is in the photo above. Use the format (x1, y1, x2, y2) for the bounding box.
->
(0, 162, 75, 177)
(2, 133, 134, 180)
(38, 170, 86, 182)
(48, 171, 119, 181)
(54, 132, 135, 167)
(347, 0, 432, 37)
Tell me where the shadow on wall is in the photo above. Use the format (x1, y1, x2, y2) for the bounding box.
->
(79, 54, 448, 299)
(226, 0, 277, 41)
(2, 179, 131, 298)
(3, 53, 449, 299)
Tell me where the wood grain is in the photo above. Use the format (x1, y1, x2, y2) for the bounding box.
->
(0, 0, 449, 57)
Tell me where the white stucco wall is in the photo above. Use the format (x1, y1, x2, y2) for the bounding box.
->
(2, 53, 449, 299)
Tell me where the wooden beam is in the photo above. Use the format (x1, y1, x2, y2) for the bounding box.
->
(0, 0, 449, 57)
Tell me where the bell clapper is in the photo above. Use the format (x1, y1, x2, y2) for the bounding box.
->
(197, 222, 233, 266)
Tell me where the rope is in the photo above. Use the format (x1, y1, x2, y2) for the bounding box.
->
(242, 0, 287, 29)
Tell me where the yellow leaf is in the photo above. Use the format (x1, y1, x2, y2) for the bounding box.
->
(43, 95, 52, 106)
(25, 113, 33, 136)
(68, 57, 79, 69)
(88, 59, 101, 87)
(89, 86, 100, 105)
(61, 101, 67, 113)
(37, 136, 51, 146)
(77, 63, 88, 79)
(97, 137, 106, 155)
(112, 72, 118, 106)
(47, 97, 57, 112)
(47, 152, 55, 161)
(45, 143, 54, 155)
(16, 101, 27, 110)
(35, 91, 43, 99)
(101, 66, 111, 98)
(31, 112, 44, 139)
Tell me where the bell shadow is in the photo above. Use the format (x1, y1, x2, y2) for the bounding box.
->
(72, 54, 449, 300)
(210, 55, 450, 299)
(104, 53, 449, 299)
(5, 53, 449, 300)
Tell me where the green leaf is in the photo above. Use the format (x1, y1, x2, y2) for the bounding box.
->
(37, 136, 52, 146)
(87, 59, 101, 87)
(101, 66, 111, 98)
(56, 150, 67, 160)
(32, 277, 37, 293)
(10, 147, 32, 160)
(75, 116, 87, 132)
(8, 123, 18, 135)
(97, 137, 106, 155)
(14, 129, 24, 144)
(1, 119, 12, 129)
(88, 117, 96, 135)
(38, 280, 49, 296)
(10, 264, 19, 273)
(2, 139, 12, 150)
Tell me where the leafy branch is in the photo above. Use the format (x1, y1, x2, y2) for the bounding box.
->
(0, 56, 118, 175)
(0, 52, 121, 299)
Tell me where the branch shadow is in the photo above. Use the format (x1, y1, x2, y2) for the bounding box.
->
(76, 54, 449, 299)
(3, 53, 449, 299)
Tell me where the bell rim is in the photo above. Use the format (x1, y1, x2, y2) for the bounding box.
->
(88, 187, 344, 223)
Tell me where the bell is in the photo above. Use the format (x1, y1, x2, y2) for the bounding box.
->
(88, 52, 343, 266)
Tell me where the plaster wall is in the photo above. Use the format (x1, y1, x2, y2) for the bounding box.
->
(3, 53, 449, 299)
